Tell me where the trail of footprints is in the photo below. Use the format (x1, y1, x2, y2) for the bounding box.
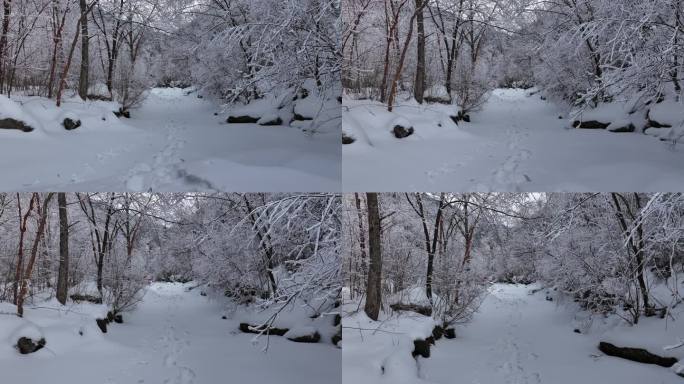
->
(490, 123, 532, 191)
(124, 121, 187, 191)
(491, 298, 542, 384)
(161, 296, 196, 384)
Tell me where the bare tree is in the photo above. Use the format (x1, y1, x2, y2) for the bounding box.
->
(17, 193, 55, 317)
(364, 192, 382, 321)
(56, 192, 69, 305)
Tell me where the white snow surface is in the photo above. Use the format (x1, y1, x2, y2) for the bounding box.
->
(0, 88, 339, 191)
(343, 89, 684, 192)
(0, 282, 340, 384)
(284, 326, 318, 339)
(0, 95, 44, 132)
(343, 283, 684, 384)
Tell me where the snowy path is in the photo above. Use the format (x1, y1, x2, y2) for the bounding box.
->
(420, 284, 681, 384)
(343, 89, 684, 191)
(0, 283, 340, 384)
(0, 88, 339, 191)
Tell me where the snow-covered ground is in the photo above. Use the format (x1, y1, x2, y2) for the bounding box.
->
(343, 284, 684, 384)
(0, 88, 340, 191)
(0, 283, 341, 384)
(343, 89, 684, 192)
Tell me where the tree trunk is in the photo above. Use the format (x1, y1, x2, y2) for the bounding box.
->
(365, 193, 382, 321)
(78, 0, 89, 100)
(56, 19, 82, 107)
(610, 193, 652, 316)
(56, 192, 69, 305)
(14, 193, 36, 304)
(387, 6, 420, 111)
(413, 0, 425, 103)
(0, 0, 12, 93)
(17, 193, 54, 317)
(354, 193, 367, 287)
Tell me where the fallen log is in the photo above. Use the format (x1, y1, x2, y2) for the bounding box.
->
(598, 341, 678, 367)
(389, 303, 432, 316)
(238, 322, 289, 336)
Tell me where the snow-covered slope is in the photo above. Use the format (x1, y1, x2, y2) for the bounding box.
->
(343, 89, 684, 192)
(0, 282, 341, 384)
(343, 284, 684, 384)
(0, 88, 340, 191)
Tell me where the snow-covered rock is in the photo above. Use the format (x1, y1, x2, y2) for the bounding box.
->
(390, 116, 414, 138)
(285, 326, 320, 343)
(0, 95, 41, 132)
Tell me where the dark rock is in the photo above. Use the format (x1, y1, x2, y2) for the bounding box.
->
(598, 341, 678, 367)
(222, 315, 227, 320)
(444, 328, 456, 339)
(113, 108, 130, 119)
(390, 303, 432, 316)
(392, 125, 414, 139)
(258, 117, 283, 126)
(342, 133, 355, 145)
(426, 336, 435, 345)
(293, 88, 309, 101)
(70, 294, 102, 304)
(648, 120, 672, 128)
(227, 115, 260, 124)
(293, 113, 313, 121)
(107, 311, 115, 322)
(609, 124, 635, 133)
(572, 120, 610, 129)
(337, 96, 342, 104)
(213, 112, 218, 116)
(197, 95, 204, 99)
(332, 327, 342, 346)
(432, 325, 444, 341)
(238, 322, 289, 336)
(334, 314, 341, 326)
(462, 114, 471, 123)
(449, 115, 460, 124)
(412, 339, 430, 358)
(287, 331, 321, 343)
(87, 94, 112, 101)
(573, 329, 581, 334)
(0, 118, 34, 132)
(16, 337, 46, 354)
(113, 314, 123, 324)
(424, 96, 451, 104)
(96, 318, 108, 333)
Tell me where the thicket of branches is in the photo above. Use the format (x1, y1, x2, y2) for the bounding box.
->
(344, 193, 684, 327)
(0, 193, 341, 320)
(342, 0, 684, 110)
(0, 0, 340, 108)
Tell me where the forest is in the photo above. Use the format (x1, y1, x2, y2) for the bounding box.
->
(0, 0, 341, 191)
(342, 0, 684, 192)
(342, 192, 684, 384)
(0, 0, 339, 109)
(0, 192, 341, 383)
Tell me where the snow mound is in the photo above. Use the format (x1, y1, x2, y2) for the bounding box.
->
(650, 99, 684, 127)
(389, 116, 412, 130)
(0, 95, 43, 132)
(284, 326, 318, 339)
(9, 322, 44, 342)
